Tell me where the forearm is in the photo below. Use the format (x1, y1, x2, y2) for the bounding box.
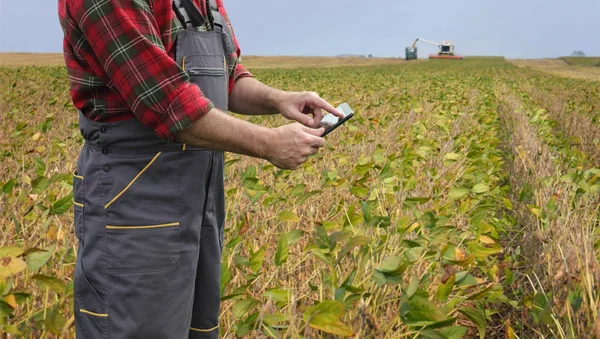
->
(175, 107, 272, 159)
(229, 77, 285, 115)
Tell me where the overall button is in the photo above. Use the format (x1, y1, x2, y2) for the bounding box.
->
(100, 126, 108, 133)
(102, 149, 111, 155)
(102, 165, 112, 173)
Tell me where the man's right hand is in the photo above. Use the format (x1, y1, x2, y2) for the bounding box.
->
(266, 124, 325, 170)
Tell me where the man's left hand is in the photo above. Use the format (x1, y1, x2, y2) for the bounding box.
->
(276, 92, 344, 128)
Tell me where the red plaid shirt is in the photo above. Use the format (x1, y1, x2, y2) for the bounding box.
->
(59, 0, 252, 140)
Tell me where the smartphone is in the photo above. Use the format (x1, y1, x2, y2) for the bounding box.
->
(320, 103, 354, 137)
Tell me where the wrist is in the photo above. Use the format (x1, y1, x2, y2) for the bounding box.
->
(255, 127, 277, 160)
(266, 89, 287, 113)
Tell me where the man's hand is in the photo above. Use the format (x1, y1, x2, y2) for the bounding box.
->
(275, 91, 344, 128)
(265, 123, 325, 170)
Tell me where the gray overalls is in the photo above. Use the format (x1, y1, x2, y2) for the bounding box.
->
(73, 1, 235, 337)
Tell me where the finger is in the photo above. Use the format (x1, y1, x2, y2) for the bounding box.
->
(300, 125, 325, 136)
(312, 108, 324, 127)
(288, 110, 314, 127)
(298, 129, 326, 147)
(306, 134, 325, 148)
(310, 146, 320, 155)
(308, 96, 344, 118)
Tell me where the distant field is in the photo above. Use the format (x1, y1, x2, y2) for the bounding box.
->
(510, 58, 600, 81)
(0, 53, 408, 68)
(560, 56, 600, 67)
(0, 53, 67, 67)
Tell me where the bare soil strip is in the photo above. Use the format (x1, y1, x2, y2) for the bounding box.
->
(497, 84, 600, 336)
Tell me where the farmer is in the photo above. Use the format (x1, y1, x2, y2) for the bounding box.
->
(59, 0, 342, 337)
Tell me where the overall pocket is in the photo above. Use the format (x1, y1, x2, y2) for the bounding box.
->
(105, 223, 180, 273)
(102, 151, 181, 274)
(75, 260, 108, 338)
(73, 171, 85, 243)
(183, 54, 228, 111)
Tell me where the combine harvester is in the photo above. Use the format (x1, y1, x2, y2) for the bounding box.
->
(405, 38, 464, 60)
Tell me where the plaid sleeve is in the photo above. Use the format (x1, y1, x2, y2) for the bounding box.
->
(69, 0, 213, 140)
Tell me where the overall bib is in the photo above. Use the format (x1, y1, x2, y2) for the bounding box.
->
(73, 1, 235, 337)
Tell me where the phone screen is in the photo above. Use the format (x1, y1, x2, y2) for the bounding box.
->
(320, 103, 354, 137)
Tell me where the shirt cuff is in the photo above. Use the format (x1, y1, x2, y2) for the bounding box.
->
(234, 63, 253, 82)
(153, 83, 214, 141)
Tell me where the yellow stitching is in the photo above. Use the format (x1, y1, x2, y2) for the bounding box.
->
(106, 222, 180, 230)
(182, 57, 186, 70)
(80, 309, 108, 317)
(183, 143, 187, 151)
(104, 152, 162, 209)
(73, 200, 84, 208)
(73, 172, 84, 180)
(190, 325, 219, 333)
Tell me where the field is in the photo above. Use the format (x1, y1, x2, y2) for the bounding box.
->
(510, 59, 600, 81)
(1, 57, 600, 338)
(559, 57, 600, 67)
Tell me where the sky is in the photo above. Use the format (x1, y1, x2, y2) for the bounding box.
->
(0, 0, 598, 59)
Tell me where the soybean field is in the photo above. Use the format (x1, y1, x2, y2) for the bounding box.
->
(1, 57, 599, 338)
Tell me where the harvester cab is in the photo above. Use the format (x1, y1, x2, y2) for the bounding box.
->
(405, 38, 464, 60)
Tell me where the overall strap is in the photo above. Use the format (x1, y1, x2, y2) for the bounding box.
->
(173, 0, 207, 29)
(173, 0, 223, 32)
(206, 0, 224, 32)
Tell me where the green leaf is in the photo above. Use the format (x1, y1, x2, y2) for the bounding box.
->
(568, 289, 583, 313)
(50, 193, 73, 215)
(263, 195, 286, 207)
(405, 275, 419, 299)
(400, 294, 448, 326)
(337, 236, 370, 263)
(376, 256, 407, 277)
(350, 185, 369, 198)
(278, 211, 300, 223)
(26, 246, 55, 272)
(275, 234, 289, 266)
(31, 176, 49, 194)
(443, 153, 462, 161)
(43, 305, 66, 335)
(0, 247, 24, 257)
(436, 274, 455, 303)
(448, 188, 470, 200)
(468, 242, 503, 259)
(262, 313, 290, 326)
(249, 247, 266, 272)
(298, 190, 321, 204)
(472, 183, 490, 194)
(458, 307, 486, 339)
(303, 300, 344, 321)
(232, 299, 258, 319)
(403, 196, 431, 209)
(2, 179, 17, 194)
(290, 184, 306, 197)
(33, 157, 47, 177)
(303, 300, 354, 336)
(439, 326, 468, 338)
(264, 289, 289, 304)
(32, 274, 66, 294)
(287, 230, 304, 245)
(12, 292, 30, 305)
(263, 326, 279, 338)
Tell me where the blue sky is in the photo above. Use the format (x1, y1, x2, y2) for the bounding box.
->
(1, 0, 598, 58)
